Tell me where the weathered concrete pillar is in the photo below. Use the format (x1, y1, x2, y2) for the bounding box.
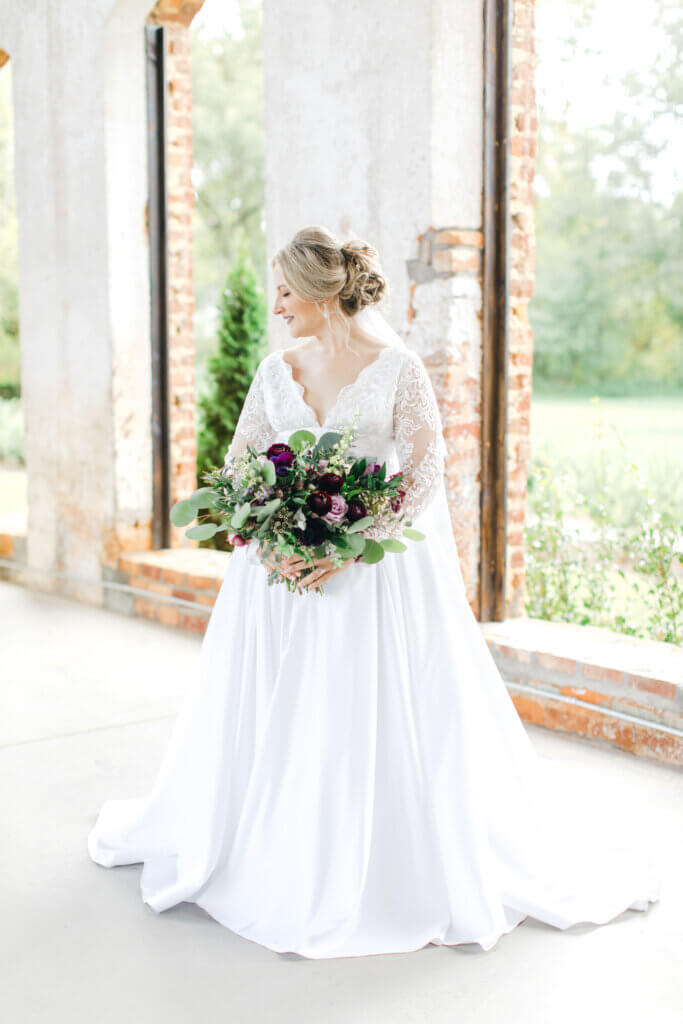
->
(263, 0, 487, 611)
(3, 0, 155, 601)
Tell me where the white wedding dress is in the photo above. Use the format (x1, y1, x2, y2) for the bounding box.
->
(88, 334, 661, 958)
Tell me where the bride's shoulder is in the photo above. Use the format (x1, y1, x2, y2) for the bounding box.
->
(256, 348, 285, 373)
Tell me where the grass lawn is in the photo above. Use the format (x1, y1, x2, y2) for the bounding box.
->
(0, 463, 27, 531)
(529, 393, 683, 522)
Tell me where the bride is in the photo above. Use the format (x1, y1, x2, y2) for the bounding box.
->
(88, 225, 660, 958)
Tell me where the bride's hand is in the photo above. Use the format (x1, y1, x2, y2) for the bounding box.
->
(256, 544, 308, 582)
(295, 554, 356, 592)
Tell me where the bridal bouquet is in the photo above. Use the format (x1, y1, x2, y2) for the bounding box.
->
(170, 416, 425, 593)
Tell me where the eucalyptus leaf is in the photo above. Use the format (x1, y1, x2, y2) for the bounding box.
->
(381, 538, 407, 553)
(253, 497, 282, 520)
(342, 533, 365, 556)
(347, 515, 374, 534)
(185, 522, 218, 540)
(170, 499, 196, 527)
(288, 429, 317, 449)
(402, 527, 426, 541)
(362, 539, 385, 564)
(257, 517, 274, 537)
(187, 486, 218, 511)
(262, 459, 276, 485)
(231, 501, 253, 529)
(313, 430, 343, 454)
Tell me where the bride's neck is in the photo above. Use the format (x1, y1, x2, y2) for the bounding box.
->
(311, 322, 375, 356)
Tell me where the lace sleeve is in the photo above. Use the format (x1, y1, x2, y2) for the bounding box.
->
(364, 349, 447, 541)
(223, 357, 276, 464)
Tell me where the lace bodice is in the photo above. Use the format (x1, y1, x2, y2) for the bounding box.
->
(223, 344, 447, 538)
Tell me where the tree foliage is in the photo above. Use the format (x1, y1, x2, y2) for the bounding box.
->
(0, 65, 20, 393)
(196, 251, 267, 484)
(191, 0, 266, 384)
(532, 0, 683, 394)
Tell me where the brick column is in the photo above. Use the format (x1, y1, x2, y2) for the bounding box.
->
(405, 229, 484, 614)
(147, 1, 205, 546)
(506, 0, 537, 614)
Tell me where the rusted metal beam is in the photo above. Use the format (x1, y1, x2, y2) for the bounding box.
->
(480, 0, 511, 621)
(145, 25, 171, 550)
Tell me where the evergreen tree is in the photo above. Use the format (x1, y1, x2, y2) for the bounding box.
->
(196, 253, 267, 551)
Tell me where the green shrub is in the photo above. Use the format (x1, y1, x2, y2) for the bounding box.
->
(0, 397, 24, 464)
(524, 403, 683, 644)
(196, 252, 267, 550)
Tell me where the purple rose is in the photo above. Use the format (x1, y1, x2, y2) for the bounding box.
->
(307, 490, 332, 515)
(318, 472, 344, 494)
(324, 493, 348, 523)
(346, 498, 367, 522)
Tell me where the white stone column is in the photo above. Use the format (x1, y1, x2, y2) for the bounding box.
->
(263, 0, 485, 606)
(2, 0, 154, 601)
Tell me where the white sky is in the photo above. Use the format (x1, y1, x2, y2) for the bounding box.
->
(193, 0, 243, 37)
(536, 0, 680, 204)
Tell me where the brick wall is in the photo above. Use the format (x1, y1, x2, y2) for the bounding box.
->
(148, 1, 206, 546)
(507, 0, 537, 614)
(405, 229, 484, 615)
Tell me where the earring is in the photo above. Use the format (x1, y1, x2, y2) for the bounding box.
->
(323, 305, 329, 321)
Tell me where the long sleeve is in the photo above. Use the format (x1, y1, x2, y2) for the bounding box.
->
(223, 358, 276, 465)
(364, 349, 448, 542)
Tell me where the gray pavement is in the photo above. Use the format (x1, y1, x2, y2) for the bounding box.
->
(1, 580, 681, 1024)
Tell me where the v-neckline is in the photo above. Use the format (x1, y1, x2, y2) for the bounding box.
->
(277, 345, 395, 428)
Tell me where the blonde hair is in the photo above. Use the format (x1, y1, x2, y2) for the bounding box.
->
(272, 226, 388, 324)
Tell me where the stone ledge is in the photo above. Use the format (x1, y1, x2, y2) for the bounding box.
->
(111, 546, 230, 631)
(481, 617, 683, 766)
(2, 530, 681, 764)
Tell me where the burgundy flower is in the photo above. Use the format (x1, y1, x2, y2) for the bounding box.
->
(228, 533, 247, 547)
(266, 442, 292, 458)
(347, 498, 367, 522)
(298, 517, 327, 547)
(390, 488, 406, 513)
(363, 462, 381, 476)
(317, 472, 344, 494)
(270, 450, 296, 473)
(307, 490, 332, 515)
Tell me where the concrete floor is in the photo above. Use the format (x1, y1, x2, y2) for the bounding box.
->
(1, 580, 681, 1024)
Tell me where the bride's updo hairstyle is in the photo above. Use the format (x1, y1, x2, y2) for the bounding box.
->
(272, 226, 388, 321)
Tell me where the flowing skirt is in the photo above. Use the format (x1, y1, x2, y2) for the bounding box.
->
(87, 484, 661, 958)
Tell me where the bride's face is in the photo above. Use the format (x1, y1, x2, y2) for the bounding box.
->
(271, 262, 327, 339)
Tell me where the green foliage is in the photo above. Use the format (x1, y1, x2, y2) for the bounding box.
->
(532, 0, 683, 394)
(191, 1, 266, 382)
(195, 252, 267, 548)
(0, 397, 23, 463)
(530, 394, 683, 524)
(524, 400, 683, 644)
(0, 66, 20, 392)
